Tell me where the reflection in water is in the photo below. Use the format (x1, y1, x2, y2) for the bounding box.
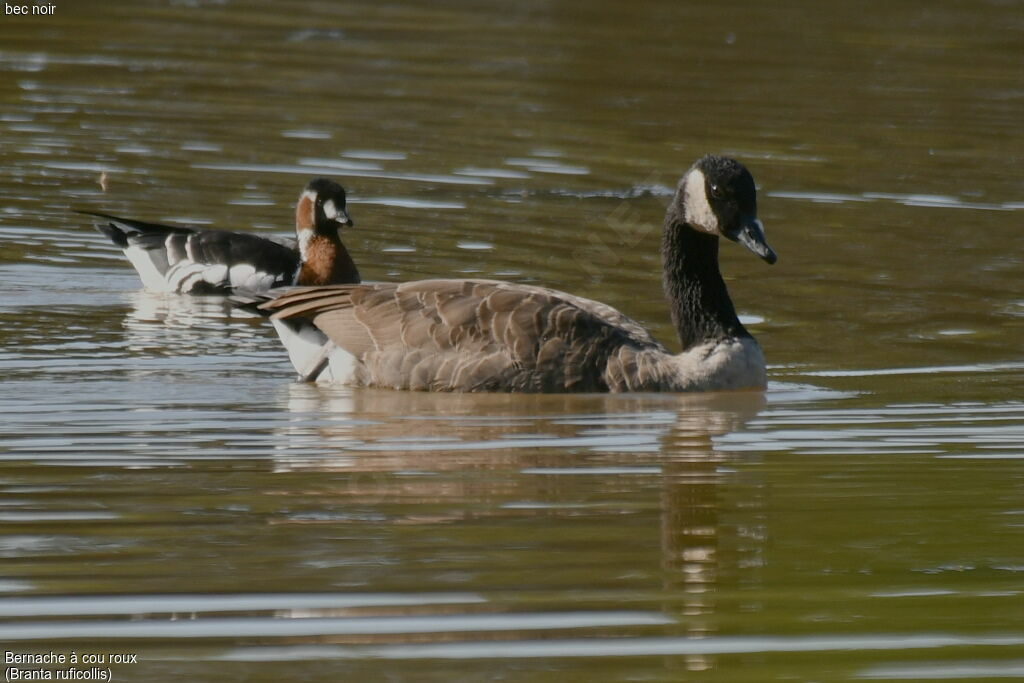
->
(122, 290, 263, 354)
(276, 383, 764, 470)
(656, 395, 766, 672)
(116, 290, 283, 383)
(266, 382, 766, 667)
(126, 289, 227, 323)
(5, 254, 1020, 675)
(3, 0, 1024, 677)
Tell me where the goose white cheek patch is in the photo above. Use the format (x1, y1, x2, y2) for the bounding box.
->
(683, 168, 719, 235)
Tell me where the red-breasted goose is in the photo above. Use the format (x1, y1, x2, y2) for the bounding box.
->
(260, 155, 776, 392)
(86, 178, 360, 294)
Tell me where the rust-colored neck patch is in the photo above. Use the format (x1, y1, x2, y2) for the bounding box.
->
(295, 193, 316, 231)
(297, 235, 360, 285)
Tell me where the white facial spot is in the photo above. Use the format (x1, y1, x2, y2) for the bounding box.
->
(323, 199, 339, 221)
(682, 168, 719, 235)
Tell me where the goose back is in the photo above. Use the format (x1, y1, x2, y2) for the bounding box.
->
(262, 279, 716, 393)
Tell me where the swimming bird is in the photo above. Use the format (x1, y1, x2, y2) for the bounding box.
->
(86, 178, 360, 294)
(259, 155, 776, 392)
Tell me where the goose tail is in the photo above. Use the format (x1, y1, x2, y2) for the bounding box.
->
(232, 288, 343, 383)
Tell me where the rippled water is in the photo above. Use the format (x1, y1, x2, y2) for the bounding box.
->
(2, 1, 1023, 681)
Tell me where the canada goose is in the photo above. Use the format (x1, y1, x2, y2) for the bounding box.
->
(85, 178, 359, 294)
(260, 155, 776, 393)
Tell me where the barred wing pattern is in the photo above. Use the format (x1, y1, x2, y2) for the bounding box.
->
(93, 213, 299, 294)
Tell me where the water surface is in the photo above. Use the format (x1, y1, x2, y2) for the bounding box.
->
(1, 1, 1022, 681)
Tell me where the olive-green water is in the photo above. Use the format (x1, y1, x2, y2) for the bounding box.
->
(1, 1, 1022, 680)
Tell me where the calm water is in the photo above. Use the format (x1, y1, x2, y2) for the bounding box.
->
(2, 1, 1023, 680)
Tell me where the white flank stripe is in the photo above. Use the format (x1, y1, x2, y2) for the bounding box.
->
(228, 264, 257, 289)
(166, 262, 207, 293)
(184, 234, 198, 263)
(201, 264, 229, 285)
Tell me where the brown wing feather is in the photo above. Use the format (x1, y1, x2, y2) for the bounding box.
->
(261, 279, 664, 392)
(493, 281, 664, 351)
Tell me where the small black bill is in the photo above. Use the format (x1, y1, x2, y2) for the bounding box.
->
(728, 219, 777, 264)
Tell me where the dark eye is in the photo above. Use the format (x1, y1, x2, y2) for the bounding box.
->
(709, 183, 724, 200)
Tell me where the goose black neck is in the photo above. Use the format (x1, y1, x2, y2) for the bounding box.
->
(662, 218, 750, 350)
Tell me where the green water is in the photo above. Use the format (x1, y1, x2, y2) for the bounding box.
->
(1, 0, 1022, 680)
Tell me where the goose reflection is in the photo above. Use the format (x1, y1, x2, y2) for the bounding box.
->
(657, 398, 768, 672)
(121, 290, 270, 357)
(274, 384, 764, 472)
(266, 385, 766, 660)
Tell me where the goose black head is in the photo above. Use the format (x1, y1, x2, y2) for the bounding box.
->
(297, 178, 354, 235)
(677, 155, 776, 264)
